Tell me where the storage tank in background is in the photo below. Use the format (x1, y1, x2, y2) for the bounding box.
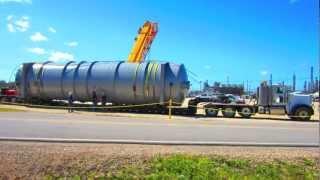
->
(15, 61, 190, 104)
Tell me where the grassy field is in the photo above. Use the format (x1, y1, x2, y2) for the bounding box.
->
(44, 154, 319, 180)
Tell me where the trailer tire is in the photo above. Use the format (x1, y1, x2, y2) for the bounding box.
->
(10, 97, 16, 103)
(292, 106, 312, 121)
(239, 107, 252, 118)
(205, 107, 219, 117)
(222, 107, 236, 118)
(187, 107, 197, 115)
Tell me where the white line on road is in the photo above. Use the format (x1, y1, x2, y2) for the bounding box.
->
(0, 117, 316, 130)
(0, 137, 318, 147)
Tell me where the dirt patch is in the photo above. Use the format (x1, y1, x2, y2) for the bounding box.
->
(0, 142, 319, 179)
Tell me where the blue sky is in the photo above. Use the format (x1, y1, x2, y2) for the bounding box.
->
(0, 0, 318, 91)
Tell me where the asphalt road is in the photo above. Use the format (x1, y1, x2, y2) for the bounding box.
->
(0, 111, 318, 146)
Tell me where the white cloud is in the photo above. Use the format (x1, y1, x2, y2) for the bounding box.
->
(14, 16, 29, 32)
(49, 51, 74, 62)
(0, 0, 31, 4)
(7, 23, 15, 32)
(48, 27, 56, 33)
(30, 32, 48, 42)
(204, 65, 212, 70)
(260, 70, 268, 76)
(6, 15, 30, 32)
(27, 47, 46, 55)
(65, 41, 78, 47)
(6, 15, 13, 21)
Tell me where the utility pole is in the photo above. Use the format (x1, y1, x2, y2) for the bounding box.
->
(293, 73, 296, 91)
(315, 77, 319, 92)
(246, 80, 249, 95)
(311, 66, 314, 92)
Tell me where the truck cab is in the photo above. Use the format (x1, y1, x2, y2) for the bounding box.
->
(258, 82, 314, 120)
(0, 87, 18, 102)
(286, 92, 314, 120)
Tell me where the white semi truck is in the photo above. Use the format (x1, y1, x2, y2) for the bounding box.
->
(182, 82, 314, 120)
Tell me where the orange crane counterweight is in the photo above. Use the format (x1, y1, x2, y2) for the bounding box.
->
(128, 21, 158, 63)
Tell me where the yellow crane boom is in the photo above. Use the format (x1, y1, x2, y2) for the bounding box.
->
(128, 21, 158, 63)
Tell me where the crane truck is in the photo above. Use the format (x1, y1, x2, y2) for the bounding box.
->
(127, 21, 158, 63)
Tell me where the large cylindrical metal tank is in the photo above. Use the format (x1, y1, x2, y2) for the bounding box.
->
(15, 61, 190, 104)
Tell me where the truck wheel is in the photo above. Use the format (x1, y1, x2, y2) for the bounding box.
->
(222, 107, 236, 118)
(239, 107, 252, 118)
(205, 107, 218, 117)
(293, 107, 312, 120)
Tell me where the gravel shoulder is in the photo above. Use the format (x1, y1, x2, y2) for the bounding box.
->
(0, 141, 319, 179)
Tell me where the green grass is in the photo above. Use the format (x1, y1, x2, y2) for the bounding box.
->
(45, 154, 319, 180)
(0, 107, 23, 112)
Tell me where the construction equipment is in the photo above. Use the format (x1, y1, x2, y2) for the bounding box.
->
(9, 20, 315, 120)
(127, 21, 158, 63)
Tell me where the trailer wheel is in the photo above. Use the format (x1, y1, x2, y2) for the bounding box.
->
(222, 107, 236, 118)
(239, 107, 252, 118)
(292, 107, 312, 121)
(11, 97, 16, 103)
(187, 107, 197, 115)
(205, 107, 219, 117)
